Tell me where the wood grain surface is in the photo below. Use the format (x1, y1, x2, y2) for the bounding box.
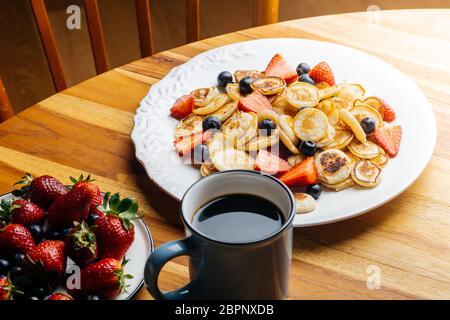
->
(0, 10, 449, 299)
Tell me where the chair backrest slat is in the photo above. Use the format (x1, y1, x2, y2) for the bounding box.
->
(186, 0, 200, 43)
(30, 0, 67, 92)
(0, 77, 14, 122)
(254, 0, 280, 26)
(135, 0, 154, 57)
(84, 0, 109, 74)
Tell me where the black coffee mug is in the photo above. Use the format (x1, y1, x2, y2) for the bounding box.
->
(144, 170, 295, 299)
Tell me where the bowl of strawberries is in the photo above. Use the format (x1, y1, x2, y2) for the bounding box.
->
(0, 173, 153, 301)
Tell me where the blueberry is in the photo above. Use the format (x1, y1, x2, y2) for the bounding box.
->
(85, 294, 101, 300)
(28, 295, 40, 301)
(299, 140, 317, 157)
(360, 117, 376, 134)
(259, 119, 277, 136)
(86, 214, 100, 226)
(193, 144, 210, 164)
(61, 227, 72, 237)
(9, 266, 23, 280)
(28, 225, 44, 243)
(29, 286, 47, 300)
(296, 63, 311, 76)
(44, 229, 61, 240)
(202, 116, 221, 132)
(217, 71, 233, 88)
(11, 253, 26, 267)
(239, 76, 254, 95)
(0, 259, 10, 275)
(306, 184, 322, 200)
(299, 74, 315, 85)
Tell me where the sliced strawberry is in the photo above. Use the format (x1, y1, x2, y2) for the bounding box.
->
(238, 91, 272, 113)
(373, 96, 396, 122)
(170, 95, 194, 120)
(255, 150, 292, 175)
(308, 62, 336, 86)
(279, 157, 318, 187)
(174, 131, 211, 156)
(265, 54, 298, 84)
(373, 125, 402, 157)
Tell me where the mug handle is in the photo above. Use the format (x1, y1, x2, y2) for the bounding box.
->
(144, 238, 196, 300)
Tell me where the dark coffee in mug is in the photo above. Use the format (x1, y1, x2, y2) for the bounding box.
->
(192, 194, 285, 243)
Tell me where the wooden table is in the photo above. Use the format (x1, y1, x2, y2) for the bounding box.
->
(0, 9, 449, 300)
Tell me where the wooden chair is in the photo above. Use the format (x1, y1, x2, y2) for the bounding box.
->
(0, 0, 280, 122)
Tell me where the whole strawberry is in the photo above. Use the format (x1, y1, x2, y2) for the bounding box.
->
(70, 174, 104, 218)
(0, 275, 23, 300)
(309, 61, 336, 86)
(46, 292, 73, 300)
(0, 223, 35, 255)
(47, 184, 96, 229)
(13, 174, 67, 210)
(27, 240, 66, 278)
(4, 200, 46, 226)
(65, 221, 98, 267)
(95, 193, 140, 261)
(69, 258, 132, 299)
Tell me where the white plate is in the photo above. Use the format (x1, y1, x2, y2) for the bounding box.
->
(132, 38, 436, 227)
(0, 193, 154, 300)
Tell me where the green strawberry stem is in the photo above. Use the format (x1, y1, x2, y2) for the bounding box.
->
(12, 173, 33, 198)
(0, 274, 24, 300)
(98, 192, 142, 230)
(0, 200, 21, 227)
(67, 174, 96, 190)
(72, 221, 97, 255)
(113, 259, 134, 294)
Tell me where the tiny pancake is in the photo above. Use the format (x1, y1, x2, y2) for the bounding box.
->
(272, 97, 298, 118)
(200, 162, 218, 177)
(317, 98, 340, 125)
(348, 139, 380, 159)
(318, 85, 341, 100)
(226, 83, 242, 101)
(351, 104, 383, 129)
(362, 96, 384, 118)
(295, 193, 316, 214)
(209, 101, 238, 122)
(321, 176, 355, 192)
(207, 132, 236, 156)
(370, 148, 389, 168)
(257, 109, 280, 125)
(211, 148, 255, 171)
(251, 76, 286, 95)
(245, 131, 279, 151)
(174, 114, 204, 139)
(234, 70, 263, 82)
(336, 83, 365, 104)
(287, 154, 304, 167)
(315, 149, 353, 184)
(351, 160, 382, 188)
(293, 108, 329, 142)
(191, 87, 219, 107)
(330, 97, 352, 110)
(279, 129, 300, 154)
(344, 149, 361, 163)
(316, 125, 336, 148)
(193, 93, 230, 115)
(322, 128, 354, 150)
(286, 82, 320, 108)
(279, 115, 299, 145)
(223, 111, 258, 144)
